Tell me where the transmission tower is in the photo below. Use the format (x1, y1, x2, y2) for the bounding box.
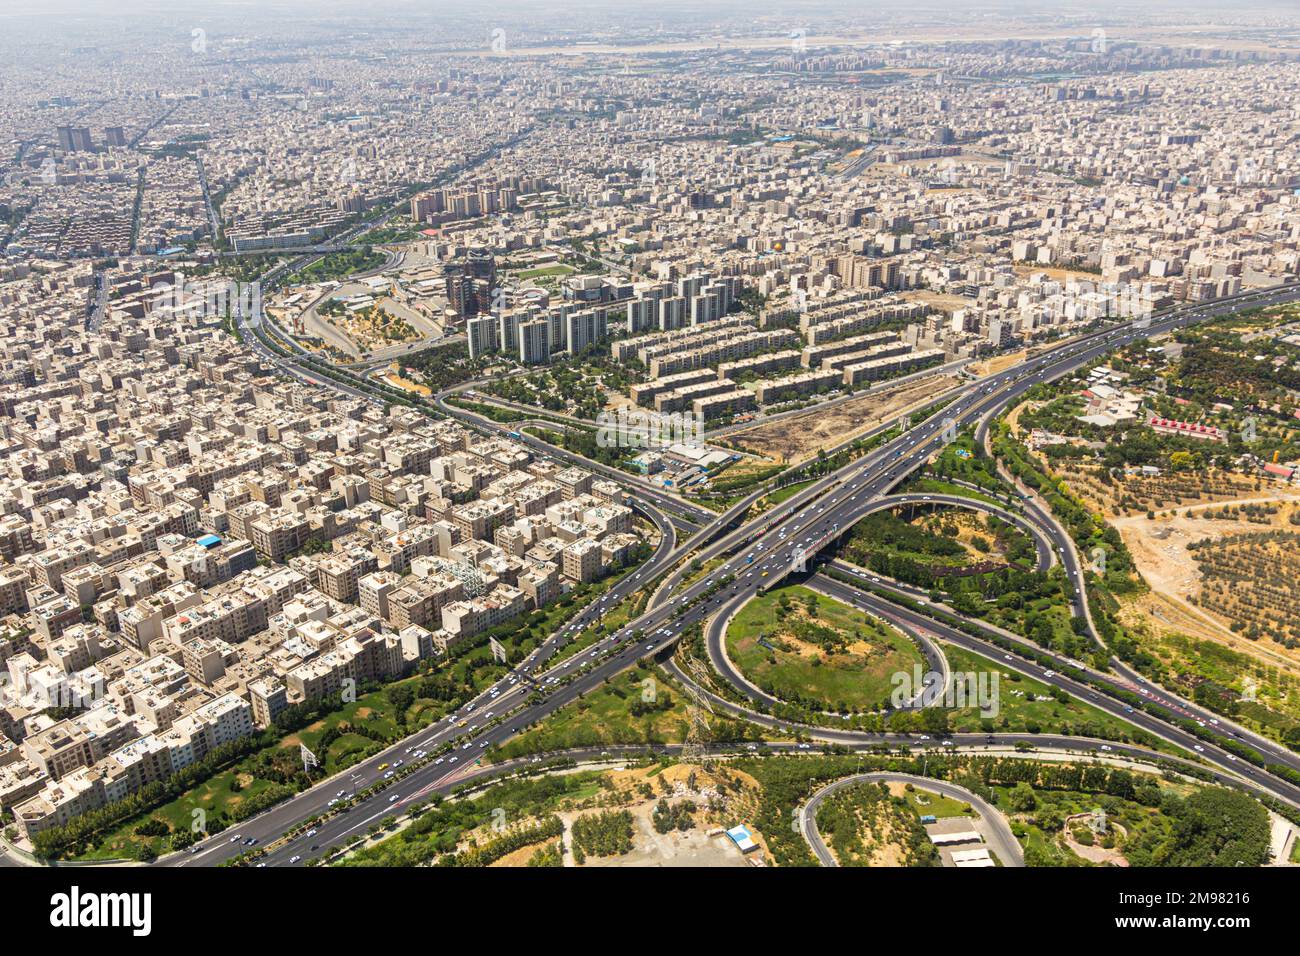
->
(680, 657, 717, 770)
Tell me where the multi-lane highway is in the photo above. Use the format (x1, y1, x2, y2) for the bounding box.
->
(174, 276, 1300, 867)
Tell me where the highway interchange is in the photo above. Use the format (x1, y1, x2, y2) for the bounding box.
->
(165, 276, 1300, 868)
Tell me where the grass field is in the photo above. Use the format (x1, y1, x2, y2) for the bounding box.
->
(897, 784, 973, 819)
(940, 644, 1176, 749)
(517, 264, 576, 279)
(726, 584, 925, 712)
(764, 480, 816, 506)
(492, 665, 689, 758)
(907, 477, 1009, 506)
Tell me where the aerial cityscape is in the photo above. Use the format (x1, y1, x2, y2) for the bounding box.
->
(2, 0, 1299, 918)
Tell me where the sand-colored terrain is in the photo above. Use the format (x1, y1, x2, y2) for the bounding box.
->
(969, 350, 1028, 377)
(1112, 498, 1300, 673)
(729, 376, 958, 463)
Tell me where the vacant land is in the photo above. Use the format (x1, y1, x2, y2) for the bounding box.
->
(729, 376, 958, 464)
(1112, 502, 1300, 673)
(968, 349, 1027, 377)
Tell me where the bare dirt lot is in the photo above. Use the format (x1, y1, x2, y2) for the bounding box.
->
(561, 764, 762, 867)
(901, 289, 976, 313)
(1112, 497, 1300, 672)
(968, 350, 1027, 377)
(728, 376, 958, 464)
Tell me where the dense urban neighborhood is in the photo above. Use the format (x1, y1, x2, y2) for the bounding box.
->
(0, 3, 1298, 929)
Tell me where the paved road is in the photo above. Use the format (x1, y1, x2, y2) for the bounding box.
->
(178, 279, 1300, 867)
(171, 738, 1115, 868)
(799, 772, 1024, 867)
(843, 491, 1056, 571)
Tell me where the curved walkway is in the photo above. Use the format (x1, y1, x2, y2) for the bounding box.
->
(799, 772, 1024, 867)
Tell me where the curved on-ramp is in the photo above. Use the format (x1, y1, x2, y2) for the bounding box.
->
(852, 491, 1056, 573)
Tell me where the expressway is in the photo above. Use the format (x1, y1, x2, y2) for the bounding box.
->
(798, 772, 1025, 867)
(692, 564, 1298, 805)
(172, 279, 1300, 866)
(170, 738, 1157, 869)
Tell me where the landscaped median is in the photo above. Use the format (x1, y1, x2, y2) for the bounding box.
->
(723, 584, 925, 715)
